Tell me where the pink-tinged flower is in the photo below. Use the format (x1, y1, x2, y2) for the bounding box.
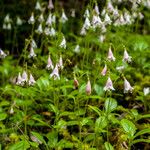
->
(36, 24, 43, 34)
(107, 46, 116, 61)
(46, 55, 54, 70)
(58, 56, 63, 69)
(29, 47, 36, 58)
(86, 80, 91, 95)
(22, 71, 28, 83)
(16, 72, 24, 85)
(48, 0, 54, 9)
(50, 64, 60, 80)
(123, 49, 132, 63)
(124, 78, 133, 93)
(104, 77, 115, 91)
(101, 64, 107, 76)
(74, 78, 79, 89)
(29, 74, 36, 86)
(0, 49, 7, 58)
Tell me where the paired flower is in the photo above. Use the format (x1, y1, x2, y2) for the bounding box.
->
(16, 71, 36, 86)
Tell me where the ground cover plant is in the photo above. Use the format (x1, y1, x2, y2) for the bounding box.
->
(0, 0, 150, 149)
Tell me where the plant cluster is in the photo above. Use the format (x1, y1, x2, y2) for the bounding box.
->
(0, 0, 150, 150)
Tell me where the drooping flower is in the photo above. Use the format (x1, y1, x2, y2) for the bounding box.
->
(99, 35, 105, 43)
(80, 26, 87, 36)
(48, 0, 54, 10)
(60, 11, 68, 23)
(29, 47, 36, 58)
(59, 36, 66, 49)
(50, 64, 60, 80)
(29, 74, 36, 86)
(123, 48, 132, 63)
(92, 14, 102, 29)
(22, 71, 28, 83)
(28, 13, 35, 24)
(143, 87, 150, 96)
(104, 77, 115, 91)
(38, 14, 44, 22)
(74, 45, 80, 53)
(83, 17, 91, 29)
(124, 78, 133, 93)
(36, 24, 43, 34)
(35, 1, 42, 11)
(46, 54, 54, 70)
(116, 66, 125, 72)
(86, 80, 91, 95)
(0, 49, 7, 58)
(46, 13, 52, 26)
(84, 8, 90, 18)
(16, 16, 23, 25)
(101, 64, 107, 76)
(49, 27, 56, 36)
(31, 39, 37, 49)
(74, 77, 79, 89)
(107, 46, 116, 61)
(104, 13, 112, 25)
(16, 72, 24, 85)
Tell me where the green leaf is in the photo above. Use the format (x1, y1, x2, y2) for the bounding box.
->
(8, 140, 30, 150)
(57, 139, 73, 148)
(47, 131, 58, 148)
(31, 131, 45, 144)
(121, 119, 136, 137)
(104, 142, 114, 150)
(0, 113, 7, 121)
(131, 139, 150, 145)
(105, 98, 117, 113)
(88, 105, 101, 116)
(94, 84, 104, 96)
(49, 104, 59, 115)
(95, 116, 107, 132)
(134, 128, 150, 138)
